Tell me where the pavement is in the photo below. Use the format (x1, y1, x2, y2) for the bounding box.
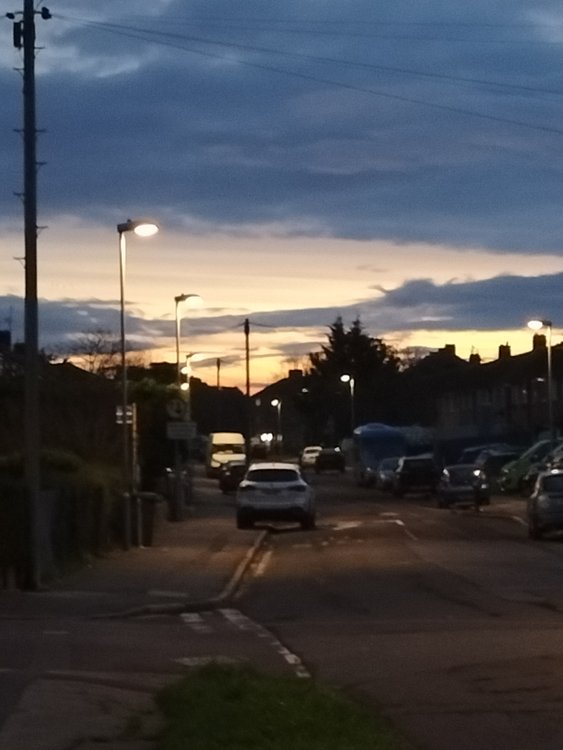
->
(0, 487, 268, 750)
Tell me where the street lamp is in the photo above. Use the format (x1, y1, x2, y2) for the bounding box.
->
(174, 293, 202, 384)
(118, 219, 159, 547)
(340, 374, 356, 434)
(271, 398, 282, 455)
(527, 319, 555, 446)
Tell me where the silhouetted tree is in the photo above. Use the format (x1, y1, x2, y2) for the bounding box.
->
(302, 317, 401, 441)
(64, 329, 120, 377)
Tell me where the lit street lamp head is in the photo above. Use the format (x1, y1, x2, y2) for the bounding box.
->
(340, 374, 351, 384)
(175, 293, 203, 307)
(117, 219, 159, 236)
(528, 319, 552, 331)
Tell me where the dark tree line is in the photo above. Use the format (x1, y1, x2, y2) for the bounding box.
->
(296, 317, 402, 443)
(294, 316, 463, 445)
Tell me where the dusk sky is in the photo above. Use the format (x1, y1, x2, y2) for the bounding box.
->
(2, 2, 563, 390)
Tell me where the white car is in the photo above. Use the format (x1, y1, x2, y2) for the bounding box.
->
(299, 445, 323, 468)
(236, 462, 316, 530)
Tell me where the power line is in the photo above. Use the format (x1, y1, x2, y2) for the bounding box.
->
(54, 14, 563, 137)
(62, 12, 563, 40)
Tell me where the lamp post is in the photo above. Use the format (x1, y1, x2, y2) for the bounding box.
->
(174, 293, 202, 384)
(527, 319, 554, 447)
(271, 398, 282, 456)
(340, 374, 356, 435)
(117, 219, 159, 548)
(172, 295, 201, 520)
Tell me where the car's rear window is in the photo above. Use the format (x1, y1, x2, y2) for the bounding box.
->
(541, 475, 563, 493)
(247, 469, 300, 483)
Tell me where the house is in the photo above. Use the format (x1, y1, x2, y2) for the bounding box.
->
(434, 335, 559, 451)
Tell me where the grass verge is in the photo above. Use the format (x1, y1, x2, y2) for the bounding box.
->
(156, 663, 410, 750)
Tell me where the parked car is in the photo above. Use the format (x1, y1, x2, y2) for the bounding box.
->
(315, 448, 345, 473)
(474, 450, 520, 492)
(499, 439, 563, 494)
(375, 456, 401, 491)
(392, 454, 440, 497)
(457, 443, 515, 465)
(527, 469, 563, 539)
(520, 443, 563, 497)
(436, 464, 490, 508)
(218, 460, 247, 494)
(299, 445, 323, 469)
(236, 462, 316, 530)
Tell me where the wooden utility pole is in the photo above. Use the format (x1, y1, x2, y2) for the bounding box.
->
(8, 1, 51, 587)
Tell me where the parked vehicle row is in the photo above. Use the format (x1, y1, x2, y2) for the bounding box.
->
(372, 454, 489, 509)
(214, 436, 563, 541)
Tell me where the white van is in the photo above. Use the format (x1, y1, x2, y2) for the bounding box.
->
(206, 432, 246, 477)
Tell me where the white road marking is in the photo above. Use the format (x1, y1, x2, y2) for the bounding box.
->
(180, 613, 213, 633)
(254, 549, 272, 577)
(511, 515, 528, 527)
(392, 518, 418, 540)
(219, 609, 311, 679)
(333, 521, 362, 530)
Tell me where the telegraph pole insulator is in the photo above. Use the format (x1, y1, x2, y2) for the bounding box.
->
(40, 7, 51, 19)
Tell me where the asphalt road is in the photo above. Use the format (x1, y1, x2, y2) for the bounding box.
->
(238, 469, 563, 750)
(4, 468, 563, 750)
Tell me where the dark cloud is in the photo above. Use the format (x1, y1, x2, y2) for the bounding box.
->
(6, 270, 561, 353)
(2, 2, 563, 250)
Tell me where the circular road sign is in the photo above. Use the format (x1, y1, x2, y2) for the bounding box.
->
(166, 398, 187, 419)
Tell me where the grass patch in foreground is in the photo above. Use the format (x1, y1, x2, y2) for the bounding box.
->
(156, 663, 409, 750)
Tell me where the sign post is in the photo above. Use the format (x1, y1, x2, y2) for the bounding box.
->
(166, 399, 189, 521)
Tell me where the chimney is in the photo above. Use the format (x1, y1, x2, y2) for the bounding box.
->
(288, 369, 303, 380)
(442, 344, 456, 356)
(498, 343, 511, 360)
(469, 352, 481, 365)
(533, 333, 546, 350)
